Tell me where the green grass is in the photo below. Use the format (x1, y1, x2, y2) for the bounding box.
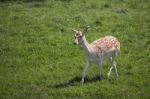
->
(0, 0, 150, 98)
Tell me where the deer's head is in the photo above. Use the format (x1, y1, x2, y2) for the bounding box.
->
(72, 26, 89, 45)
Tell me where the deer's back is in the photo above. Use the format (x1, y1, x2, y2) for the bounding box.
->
(91, 36, 120, 51)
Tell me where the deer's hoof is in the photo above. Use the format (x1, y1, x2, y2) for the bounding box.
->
(116, 76, 119, 80)
(99, 77, 102, 80)
(107, 76, 110, 80)
(81, 79, 84, 84)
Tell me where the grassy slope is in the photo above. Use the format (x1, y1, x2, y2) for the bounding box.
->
(0, 0, 149, 98)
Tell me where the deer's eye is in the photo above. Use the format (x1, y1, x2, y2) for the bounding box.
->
(76, 33, 80, 36)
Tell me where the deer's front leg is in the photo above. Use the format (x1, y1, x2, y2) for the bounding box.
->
(81, 60, 90, 83)
(98, 58, 103, 80)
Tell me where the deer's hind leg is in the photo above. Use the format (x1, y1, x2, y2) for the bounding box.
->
(112, 57, 119, 78)
(107, 57, 113, 79)
(107, 55, 119, 79)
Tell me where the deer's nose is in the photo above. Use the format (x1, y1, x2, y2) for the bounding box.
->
(73, 42, 76, 45)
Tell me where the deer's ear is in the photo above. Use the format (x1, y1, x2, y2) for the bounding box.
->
(82, 26, 89, 35)
(72, 29, 78, 33)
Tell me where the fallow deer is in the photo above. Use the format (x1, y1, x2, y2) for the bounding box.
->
(73, 26, 120, 83)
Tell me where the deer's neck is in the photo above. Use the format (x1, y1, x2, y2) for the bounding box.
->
(82, 36, 91, 53)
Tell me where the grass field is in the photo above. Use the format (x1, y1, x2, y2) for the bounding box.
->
(0, 0, 150, 98)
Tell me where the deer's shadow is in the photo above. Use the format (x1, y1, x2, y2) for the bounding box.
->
(54, 75, 103, 88)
